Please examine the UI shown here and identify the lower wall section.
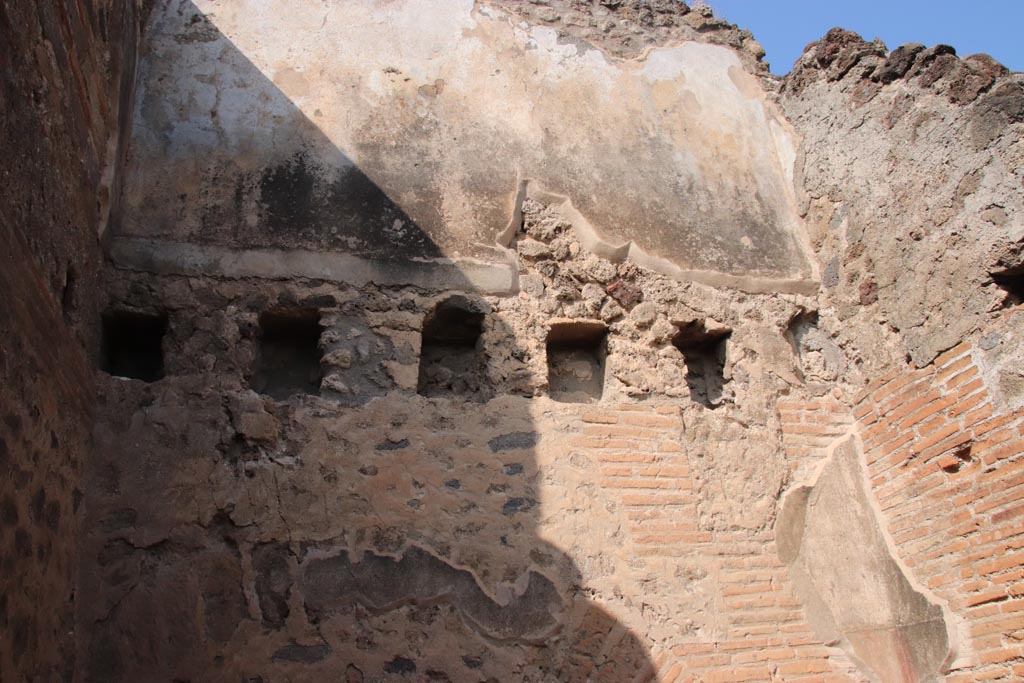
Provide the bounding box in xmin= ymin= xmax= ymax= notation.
xmin=0 ymin=231 xmax=93 ymax=681
xmin=78 ymin=267 xmax=1024 ymax=682
xmin=779 ymin=309 xmax=1024 ymax=683
xmin=81 ymin=386 xmax=657 ymax=682
xmin=82 ymin=380 xmax=868 ymax=683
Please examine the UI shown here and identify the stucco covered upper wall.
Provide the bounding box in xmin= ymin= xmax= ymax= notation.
xmin=120 ymin=0 xmax=815 ymax=290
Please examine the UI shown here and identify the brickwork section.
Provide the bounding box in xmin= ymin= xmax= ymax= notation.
xmin=0 ymin=2 xmax=142 ymax=680
xmin=658 ymin=534 xmax=864 ymax=683
xmin=778 ymin=395 xmax=855 ymax=482
xmin=577 ymin=406 xmax=862 ymax=682
xmin=579 ymin=407 xmax=706 ymax=551
xmin=844 ymin=336 xmax=1024 ymax=681
xmin=649 ymin=537 xmax=864 ymax=683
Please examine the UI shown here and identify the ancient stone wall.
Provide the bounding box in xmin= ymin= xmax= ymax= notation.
xmin=83 ymin=190 xmax=836 ymax=680
xmin=2 ymin=1 xmax=1023 ymax=681
xmin=781 ymin=28 xmax=1024 ymax=371
xmin=79 ymin=3 xmax=1024 ymax=682
xmin=0 ymin=1 xmax=144 ymax=679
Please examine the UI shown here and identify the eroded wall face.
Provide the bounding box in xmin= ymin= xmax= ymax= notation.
xmin=69 ymin=3 xmax=1024 ymax=683
xmin=89 ymin=206 xmax=1024 ymax=682
xmin=775 ymin=29 xmax=1024 ymax=682
xmin=782 ymin=29 xmax=1024 ymax=370
xmin=777 ymin=436 xmax=950 ymax=682
xmin=84 ymin=195 xmax=836 ymax=681
xmin=0 ymin=1 xmax=142 ymax=679
xmin=115 ymin=0 xmax=814 ymax=290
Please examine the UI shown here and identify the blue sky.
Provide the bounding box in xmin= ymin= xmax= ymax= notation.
xmin=704 ymin=1 xmax=1024 ymax=76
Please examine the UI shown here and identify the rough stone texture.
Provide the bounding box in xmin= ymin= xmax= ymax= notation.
xmin=80 ymin=191 xmax=825 ymax=677
xmin=3 ymin=1 xmax=1024 ymax=681
xmin=480 ymin=0 xmax=769 ymax=71
xmin=0 ymin=1 xmax=143 ymax=679
xmin=975 ymin=313 xmax=1024 ymax=413
xmin=781 ymin=28 xmax=1024 ymax=369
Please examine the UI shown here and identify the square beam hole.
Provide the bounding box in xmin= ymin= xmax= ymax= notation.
xmin=673 ymin=321 xmax=731 ymax=408
xmin=251 ymin=309 xmax=322 ymax=400
xmin=101 ymin=310 xmax=168 ymax=382
xmin=547 ymin=320 xmax=608 ymax=403
xmin=992 ymin=266 xmax=1024 ymax=306
xmin=417 ymin=296 xmax=489 ymax=399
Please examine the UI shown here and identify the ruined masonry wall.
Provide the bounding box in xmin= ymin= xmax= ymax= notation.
xmin=1 ymin=0 xmax=1020 ymax=681
xmin=82 ymin=186 xmax=871 ymax=681
xmin=854 ymin=313 xmax=1024 ymax=681
xmin=0 ymin=1 xmax=143 ymax=680
xmin=774 ymin=310 xmax=1024 ymax=682
xmin=781 ymin=29 xmax=1024 ymax=373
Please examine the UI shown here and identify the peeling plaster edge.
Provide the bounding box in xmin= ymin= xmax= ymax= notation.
xmin=766 ymin=110 xmax=821 ymax=284
xmin=517 ymin=181 xmax=820 ymax=296
xmin=775 ymin=435 xmax=865 ymax=674
xmin=843 ymin=430 xmax=972 ymax=675
xmin=298 ymin=541 xmax=567 ymax=644
xmin=98 ymin=0 xmax=148 ymax=242
xmin=778 ymin=431 xmax=969 ymax=679
xmin=108 ymin=237 xmax=519 ymax=295
xmin=302 ymin=541 xmax=562 ymax=613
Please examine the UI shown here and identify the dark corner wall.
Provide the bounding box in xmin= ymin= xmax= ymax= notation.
xmin=0 ymin=1 xmax=145 ymax=679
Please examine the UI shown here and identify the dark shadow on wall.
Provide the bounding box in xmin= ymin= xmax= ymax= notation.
xmin=82 ymin=2 xmax=655 ymax=681
xmin=112 ymin=1 xmax=816 ymax=281
xmin=113 ymin=0 xmax=444 ymax=261
xmin=0 ymin=0 xmax=146 ymax=681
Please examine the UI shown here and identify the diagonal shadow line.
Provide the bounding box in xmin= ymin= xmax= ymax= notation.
xmin=87 ymin=3 xmax=658 ymax=682
xmin=116 ymin=0 xmax=458 ymax=263
xmin=114 ymin=0 xmax=817 ymax=290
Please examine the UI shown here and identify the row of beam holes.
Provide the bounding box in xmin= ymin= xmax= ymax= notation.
xmin=422 ymin=299 xmax=730 ymax=407
xmin=99 ymin=301 xmax=731 ymax=407
xmin=672 ymin=321 xmax=731 ymax=408
xmin=101 ymin=311 xmax=168 ymax=383
xmin=417 ymin=296 xmax=487 ymax=398
xmin=100 ymin=258 xmax=1024 ymax=396
xmin=249 ymin=309 xmax=323 ymax=400
xmin=99 ymin=308 xmax=324 ymax=400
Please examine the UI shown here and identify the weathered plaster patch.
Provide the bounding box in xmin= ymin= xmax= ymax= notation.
xmin=121 ymin=0 xmax=815 ymax=285
xmin=301 ymin=544 xmax=564 ymax=642
xmin=777 ymin=436 xmax=955 ymax=682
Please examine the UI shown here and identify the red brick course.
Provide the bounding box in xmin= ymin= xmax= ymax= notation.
xmin=575 ymin=317 xmax=1024 ymax=682
xmin=848 ymin=333 xmax=1024 ymax=681
xmin=572 ymin=405 xmax=863 ymax=682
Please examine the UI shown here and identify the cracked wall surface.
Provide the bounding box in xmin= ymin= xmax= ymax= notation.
xmin=2 ymin=1 xmax=1024 ymax=681
xmin=81 ymin=192 xmax=825 ymax=678
xmin=781 ymin=29 xmax=1024 ymax=370
xmin=77 ymin=4 xmax=1024 ymax=681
